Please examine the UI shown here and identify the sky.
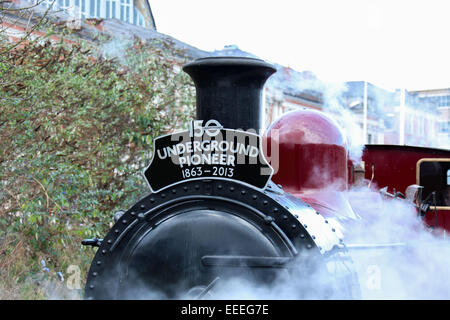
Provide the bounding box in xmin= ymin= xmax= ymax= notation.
xmin=150 ymin=0 xmax=450 ymax=91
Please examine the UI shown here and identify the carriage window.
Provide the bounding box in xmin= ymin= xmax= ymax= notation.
xmin=419 ymin=160 xmax=450 ymax=207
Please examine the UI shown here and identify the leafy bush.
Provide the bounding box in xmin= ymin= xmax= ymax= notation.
xmin=0 ymin=30 xmax=195 ymax=298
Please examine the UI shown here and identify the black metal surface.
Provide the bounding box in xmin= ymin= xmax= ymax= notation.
xmin=82 ymin=238 xmax=102 ymax=247
xmin=143 ymin=128 xmax=273 ymax=192
xmin=182 ymin=57 xmax=276 ymax=131
xmin=201 ymin=255 xmax=293 ymax=268
xmin=85 ymin=179 xmax=326 ymax=299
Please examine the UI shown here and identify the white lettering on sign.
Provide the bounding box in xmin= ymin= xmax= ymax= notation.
xmin=156 ymin=140 xmax=259 ymax=168
xmin=144 ymin=119 xmax=274 ymax=192
xmin=189 ymin=119 xmax=222 ymax=137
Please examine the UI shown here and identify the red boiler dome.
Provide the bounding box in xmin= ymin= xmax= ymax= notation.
xmin=264 ymin=109 xmax=348 ymax=194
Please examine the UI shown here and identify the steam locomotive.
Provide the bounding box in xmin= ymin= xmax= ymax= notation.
xmin=82 ymin=56 xmax=449 ymax=299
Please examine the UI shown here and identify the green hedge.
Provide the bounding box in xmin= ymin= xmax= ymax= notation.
xmin=0 ymin=31 xmax=195 ymax=298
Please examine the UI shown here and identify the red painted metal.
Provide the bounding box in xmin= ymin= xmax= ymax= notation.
xmin=265 ymin=109 xmax=348 ymax=192
xmin=264 ymin=109 xmax=450 ymax=232
xmin=361 ymin=144 xmax=450 ymax=231
xmin=264 ymin=109 xmax=357 ymax=221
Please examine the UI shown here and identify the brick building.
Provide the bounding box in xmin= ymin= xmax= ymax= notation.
xmin=263 ymin=74 xmax=443 ymax=149
xmin=1 ymin=0 xmax=156 ymax=44
xmin=1 ymin=2 xmax=446 ymax=149
xmin=8 ymin=0 xmax=156 ymax=28
xmin=342 ymin=82 xmax=440 ymax=148
xmin=264 ymin=66 xmax=324 ymax=126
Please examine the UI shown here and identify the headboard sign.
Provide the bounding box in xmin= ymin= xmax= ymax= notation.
xmin=144 ymin=120 xmax=273 ymax=192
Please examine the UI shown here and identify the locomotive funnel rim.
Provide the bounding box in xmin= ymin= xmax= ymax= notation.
xmin=183 ymin=56 xmax=277 ymax=72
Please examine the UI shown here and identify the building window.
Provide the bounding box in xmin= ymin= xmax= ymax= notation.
xmin=408 ymin=114 xmax=414 ymax=134
xmin=34 ymin=0 xmax=147 ymax=27
xmin=419 ymin=117 xmax=424 ymax=136
xmin=89 ymin=0 xmax=95 ymax=16
xmin=438 ymin=95 xmax=450 ymax=107
xmin=81 ymin=0 xmax=85 ymax=16
xmin=119 ymin=0 xmax=132 ymax=23
xmin=111 ymin=1 xmax=116 ymax=18
xmin=367 ymin=133 xmax=372 ymax=144
xmin=134 ymin=7 xmax=145 ymax=26
xmin=439 ymin=121 xmax=450 ymax=133
xmin=105 ymin=1 xmax=109 ymax=18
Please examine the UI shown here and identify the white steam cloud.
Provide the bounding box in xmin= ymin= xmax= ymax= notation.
xmin=101 ymin=37 xmax=134 ymax=63
xmin=345 ymin=185 xmax=450 ymax=300
xmin=266 ymin=68 xmax=364 ymax=163
xmin=115 ymin=182 xmax=449 ymax=300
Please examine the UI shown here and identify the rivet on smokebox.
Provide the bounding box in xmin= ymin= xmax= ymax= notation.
xmin=113 ymin=210 xmax=125 ymax=222
xmin=300 ymin=234 xmax=305 ymax=238
xmin=140 ymin=204 xmax=146 ymax=209
xmin=172 ymin=189 xmax=177 ymax=194
xmin=101 ymin=250 xmax=106 ymax=254
xmin=150 ymin=198 xmax=155 ymax=203
xmin=93 ymin=272 xmax=98 ymax=277
xmin=252 ymin=195 xmax=257 ymax=200
xmin=183 ymin=186 xmax=188 ymax=191
xmin=307 ymin=244 xmax=312 ymax=249
xmin=195 ymin=185 xmax=200 ymax=190
xmin=138 ymin=213 xmax=145 ymax=220
xmin=96 ymin=261 xmax=102 ymax=265
xmin=114 ymin=229 xmax=119 ymax=234
xmin=161 ymin=193 xmax=166 ymax=198
xmin=229 ymin=187 xmax=235 ymax=192
xmin=241 ymin=190 xmax=246 ymax=195
xmin=89 ymin=285 xmax=95 ymax=289
xmin=263 ymin=200 xmax=268 ymax=205
xmin=122 ymin=220 xmax=127 ymax=224
xmin=218 ymin=185 xmax=223 ymax=190
xmin=107 ymin=239 xmax=112 ymax=244
xmin=273 ymin=208 xmax=278 ymax=213
xmin=264 ymin=216 xmax=274 ymax=225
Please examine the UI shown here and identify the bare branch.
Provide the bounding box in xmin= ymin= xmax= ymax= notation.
xmin=31 ymin=177 xmax=63 ymax=213
xmin=0 ymin=0 xmax=55 ymax=55
xmin=0 ymin=1 xmax=43 ymax=12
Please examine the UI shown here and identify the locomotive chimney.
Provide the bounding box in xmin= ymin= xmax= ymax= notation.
xmin=182 ymin=57 xmax=276 ymax=131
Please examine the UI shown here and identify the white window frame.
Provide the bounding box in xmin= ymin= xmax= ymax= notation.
xmin=34 ymin=0 xmax=146 ymax=27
